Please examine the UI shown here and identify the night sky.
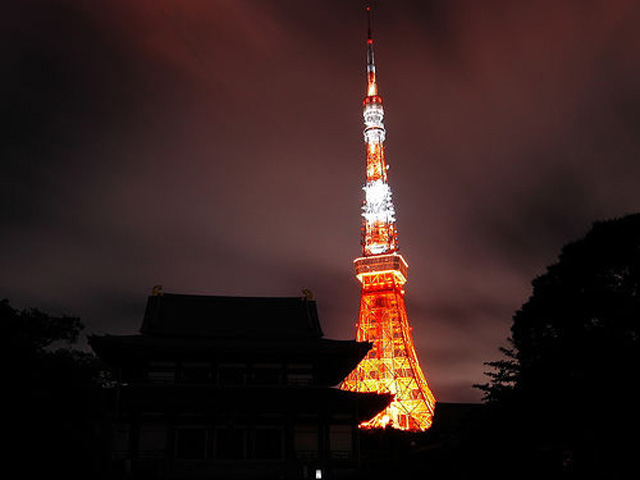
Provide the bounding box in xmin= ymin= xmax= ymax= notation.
xmin=3 ymin=0 xmax=640 ymax=402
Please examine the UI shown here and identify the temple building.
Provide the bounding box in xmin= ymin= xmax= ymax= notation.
xmin=89 ymin=289 xmax=391 ymax=479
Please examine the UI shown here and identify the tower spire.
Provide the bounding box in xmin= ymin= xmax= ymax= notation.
xmin=340 ymin=5 xmax=436 ymax=432
xmin=366 ymin=5 xmax=377 ymax=97
xmin=361 ymin=5 xmax=396 ymax=256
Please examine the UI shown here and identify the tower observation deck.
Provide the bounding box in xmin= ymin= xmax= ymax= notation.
xmin=339 ymin=6 xmax=436 ymax=431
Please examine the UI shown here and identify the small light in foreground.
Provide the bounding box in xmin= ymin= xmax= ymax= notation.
xmin=315 ymin=468 xmax=322 ymax=479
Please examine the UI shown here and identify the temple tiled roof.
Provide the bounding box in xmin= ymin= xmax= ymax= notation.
xmin=140 ymin=293 xmax=323 ymax=339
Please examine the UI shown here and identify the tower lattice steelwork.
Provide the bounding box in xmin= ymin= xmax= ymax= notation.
xmin=340 ymin=7 xmax=436 ymax=432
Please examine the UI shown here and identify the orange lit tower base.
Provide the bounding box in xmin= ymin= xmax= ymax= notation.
xmin=339 ymin=7 xmax=436 ymax=432
xmin=341 ymin=254 xmax=436 ymax=431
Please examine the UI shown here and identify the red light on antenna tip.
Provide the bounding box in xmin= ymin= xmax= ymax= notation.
xmin=368 ymin=39 xmax=373 ymax=44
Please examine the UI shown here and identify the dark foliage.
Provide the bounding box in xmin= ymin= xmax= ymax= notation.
xmin=474 ymin=340 xmax=519 ymax=404
xmin=474 ymin=214 xmax=640 ymax=478
xmin=2 ymin=299 xmax=112 ymax=480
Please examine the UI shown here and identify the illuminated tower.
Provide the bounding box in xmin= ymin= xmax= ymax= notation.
xmin=340 ymin=6 xmax=436 ymax=432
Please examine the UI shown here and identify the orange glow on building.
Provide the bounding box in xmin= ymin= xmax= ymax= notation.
xmin=339 ymin=7 xmax=436 ymax=432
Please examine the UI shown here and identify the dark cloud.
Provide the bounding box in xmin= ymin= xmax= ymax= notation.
xmin=2 ymin=0 xmax=640 ymax=402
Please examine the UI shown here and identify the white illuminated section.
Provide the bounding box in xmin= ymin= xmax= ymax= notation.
xmin=363 ymin=103 xmax=386 ymax=143
xmin=369 ymin=244 xmax=387 ymax=254
xmin=364 ymin=103 xmax=384 ymax=127
xmin=362 ymin=179 xmax=396 ymax=224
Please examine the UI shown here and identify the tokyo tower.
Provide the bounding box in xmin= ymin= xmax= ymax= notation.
xmin=340 ymin=6 xmax=436 ymax=432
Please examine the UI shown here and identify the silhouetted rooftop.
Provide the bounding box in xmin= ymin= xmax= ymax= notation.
xmin=89 ymin=292 xmax=372 ymax=386
xmin=140 ymin=293 xmax=323 ymax=339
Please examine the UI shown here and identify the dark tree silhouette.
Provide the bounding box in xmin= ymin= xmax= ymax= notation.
xmin=477 ymin=214 xmax=640 ymax=478
xmin=2 ymin=299 xmax=111 ymax=480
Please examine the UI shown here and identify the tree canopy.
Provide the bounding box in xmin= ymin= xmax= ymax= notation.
xmin=2 ymin=299 xmax=111 ymax=480
xmin=476 ymin=213 xmax=640 ymax=477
